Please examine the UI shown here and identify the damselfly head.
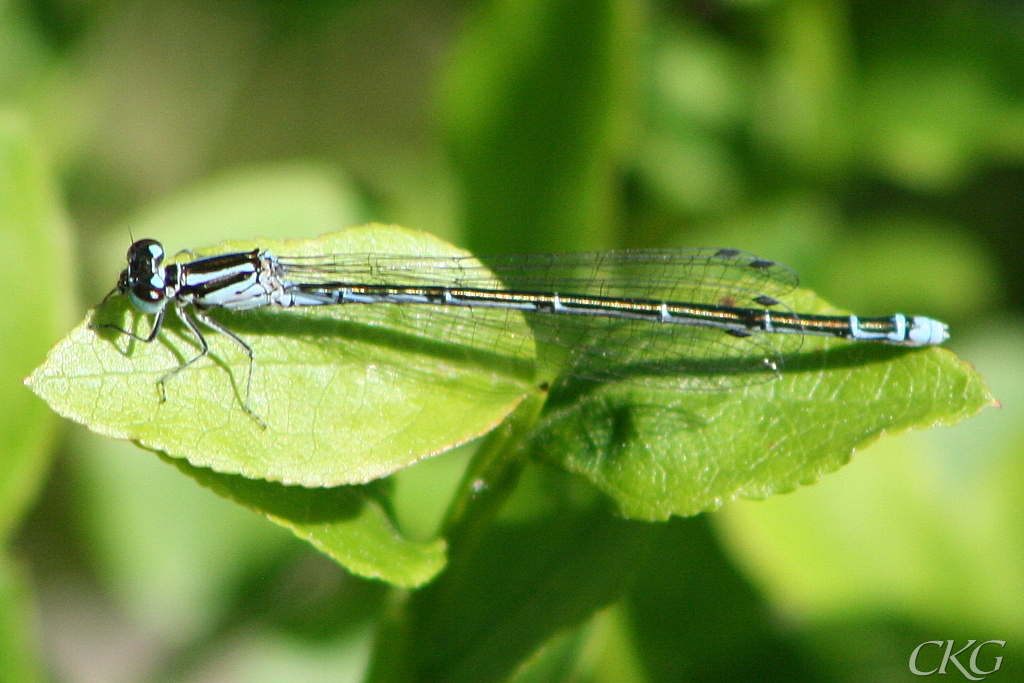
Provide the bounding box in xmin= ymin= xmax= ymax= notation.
xmin=121 ymin=239 xmax=168 ymax=314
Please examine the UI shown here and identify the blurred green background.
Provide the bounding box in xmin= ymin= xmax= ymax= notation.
xmin=2 ymin=0 xmax=1022 ymax=680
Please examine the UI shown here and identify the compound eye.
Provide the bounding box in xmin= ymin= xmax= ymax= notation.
xmin=132 ymin=283 xmax=164 ymax=304
xmin=144 ymin=240 xmax=165 ymax=263
xmin=126 ymin=239 xmax=165 ymax=270
xmin=128 ymin=280 xmax=166 ymax=314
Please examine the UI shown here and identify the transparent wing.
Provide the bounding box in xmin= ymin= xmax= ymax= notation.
xmin=277 ymin=248 xmax=798 ymax=302
xmin=275 ymin=248 xmax=804 ymax=391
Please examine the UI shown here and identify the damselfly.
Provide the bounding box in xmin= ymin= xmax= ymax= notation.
xmin=94 ymin=238 xmax=948 ymax=416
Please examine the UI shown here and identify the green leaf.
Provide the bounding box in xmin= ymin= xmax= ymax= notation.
xmin=715 ymin=325 xmax=1024 ymax=632
xmin=529 ymin=289 xmax=994 ymax=520
xmin=28 ymin=224 xmax=536 ymax=487
xmin=0 ymin=110 xmax=72 ymax=540
xmin=166 ymin=455 xmax=447 ymax=588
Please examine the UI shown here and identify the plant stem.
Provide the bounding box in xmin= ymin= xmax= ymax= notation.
xmin=440 ymin=390 xmax=547 ymax=551
xmin=364 ymin=390 xmax=547 ymax=683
